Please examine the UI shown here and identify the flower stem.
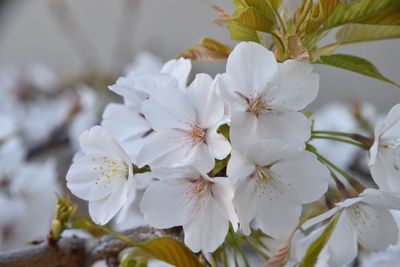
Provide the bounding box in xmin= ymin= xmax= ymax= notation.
xmin=312 ymin=150 xmax=365 ymax=192
xmin=232 ymin=247 xmax=240 ymax=267
xmin=311 ymin=135 xmax=369 ymax=150
xmin=223 ymin=247 xmax=229 ymax=267
xmin=210 ymin=253 xmax=217 ymax=267
xmin=236 ymin=244 xmax=251 ymax=267
xmin=311 ymin=130 xmax=353 ymax=137
xmin=243 ymin=236 xmax=269 ymax=260
xmin=311 ymin=130 xmax=373 ymax=148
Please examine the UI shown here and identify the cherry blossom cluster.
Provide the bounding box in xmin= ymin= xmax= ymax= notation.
xmin=66 ymin=42 xmax=400 ymax=264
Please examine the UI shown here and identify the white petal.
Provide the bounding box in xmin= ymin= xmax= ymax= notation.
xmin=187 ymin=74 xmax=225 ymax=128
xmin=232 ymin=177 xmax=258 ymax=235
xmin=206 ymin=131 xmax=231 ymax=160
xmin=271 ymin=150 xmax=329 ymax=204
xmin=136 ymin=129 xmax=194 ymax=168
xmin=161 ymin=58 xmax=191 ymax=89
xmin=269 ymin=60 xmax=319 ymax=111
xmin=183 ymin=197 xmax=229 ymax=252
xmin=326 ymin=211 xmax=358 ymax=266
xmin=141 ymin=87 xmax=195 ymax=131
xmin=254 ymin=176 xmax=302 ymax=239
xmin=66 ymin=156 xmax=127 ymax=201
xmin=151 ymin=166 xmax=201 ymax=181
xmin=191 ymin=143 xmax=216 ymax=173
xmin=226 ymin=42 xmax=277 ymax=94
xmin=370 ymin=149 xmax=399 ymax=192
xmin=230 ymin=111 xmax=258 ymax=151
xmin=355 ymin=204 xmax=398 ymax=251
xmin=108 ymin=76 xmax=146 ymax=105
xmin=379 ymin=103 xmax=400 ymax=138
xmin=101 ymin=104 xmax=152 ymax=161
xmin=256 ymin=110 xmax=310 ymax=147
xmin=216 ymin=73 xmax=248 ymax=113
xmin=102 ymin=104 xmax=151 ymax=141
xmin=301 ymin=207 xmax=339 ymax=230
xmin=79 ymin=126 xmax=130 ymax=164
xmin=361 ymin=188 xmax=400 ymax=209
xmin=211 ymin=182 xmax=239 ymax=231
xmin=89 ymin=180 xmax=129 ymax=225
xmin=246 ymin=139 xmax=302 ymax=167
xmin=227 ymin=150 xmax=255 ymax=184
xmin=140 ymin=180 xmax=196 ymax=228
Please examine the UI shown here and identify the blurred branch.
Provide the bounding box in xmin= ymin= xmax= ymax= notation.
xmin=47 ymin=0 xmax=99 ymax=70
xmin=110 ymin=0 xmax=142 ymax=73
xmin=0 ymin=227 xmax=182 ymax=267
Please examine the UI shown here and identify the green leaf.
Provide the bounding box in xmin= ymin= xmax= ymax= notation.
xmin=298 ymin=214 xmax=340 ymax=267
xmin=316 ymin=54 xmax=398 ymax=86
xmin=226 ymin=7 xmax=275 ymax=33
xmin=335 ymin=24 xmax=400 ymax=45
xmin=178 ymin=38 xmax=232 ymax=61
xmin=324 ymin=0 xmax=400 ymax=30
xmin=267 ymin=0 xmax=283 ymax=10
xmin=244 ymin=0 xmax=276 ymax=22
xmin=356 ymin=8 xmax=400 ymax=25
xmin=227 ymin=21 xmax=261 ymax=42
xmin=136 ymin=237 xmax=203 ymax=267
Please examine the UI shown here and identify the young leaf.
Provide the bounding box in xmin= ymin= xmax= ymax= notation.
xmin=225 ymin=7 xmax=275 ymax=33
xmin=323 ymin=0 xmax=400 ymax=30
xmin=336 ymin=24 xmax=400 ymax=45
xmin=355 ymin=8 xmax=400 ymax=25
xmin=267 ymin=0 xmax=283 ymax=10
xmin=298 ymin=214 xmax=340 ymax=267
xmin=136 ymin=237 xmax=203 ymax=267
xmin=178 ymin=38 xmax=232 ymax=61
xmin=227 ymin=21 xmax=262 ymax=42
xmin=315 ymin=54 xmax=398 ymax=86
xmin=244 ymin=0 xmax=276 ymax=21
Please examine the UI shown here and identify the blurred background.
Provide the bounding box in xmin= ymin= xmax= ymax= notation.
xmin=0 ymin=0 xmax=398 ymax=253
xmin=0 ymin=0 xmax=399 ymax=109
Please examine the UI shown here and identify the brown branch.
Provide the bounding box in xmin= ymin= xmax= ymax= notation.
xmin=0 ymin=227 xmax=183 ymax=267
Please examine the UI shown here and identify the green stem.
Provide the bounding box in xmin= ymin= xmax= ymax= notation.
xmin=266 ymin=0 xmax=287 ymax=35
xmin=243 ymin=236 xmax=269 ymax=260
xmin=313 ymin=151 xmax=355 ymax=184
xmin=236 ymin=244 xmax=251 ymax=267
xmin=99 ymin=226 xmax=138 ymax=246
xmin=223 ymin=247 xmax=229 ymax=267
xmin=311 ymin=135 xmax=368 ymax=150
xmin=232 ymin=247 xmax=240 ymax=267
xmin=210 ymin=253 xmax=217 ymax=267
xmin=311 ymin=130 xmax=353 ymax=138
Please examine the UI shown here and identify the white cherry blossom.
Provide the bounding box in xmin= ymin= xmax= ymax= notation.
xmin=217 ymin=41 xmax=319 ymax=148
xmin=227 ymin=139 xmax=329 ymax=239
xmin=369 ymin=103 xmax=400 ymax=192
xmin=66 ymin=126 xmax=137 ymax=225
xmin=140 ymin=166 xmax=238 ymax=252
xmin=137 ymin=73 xmax=231 ymax=172
xmin=102 ymin=103 xmax=153 ymax=162
xmin=302 ymin=189 xmax=400 ymax=267
xmin=109 ymin=58 xmax=191 ymax=106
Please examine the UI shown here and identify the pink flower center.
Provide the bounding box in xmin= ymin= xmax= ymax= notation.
xmin=183 ymin=177 xmax=212 ymax=212
xmin=189 ymin=125 xmax=206 ymax=143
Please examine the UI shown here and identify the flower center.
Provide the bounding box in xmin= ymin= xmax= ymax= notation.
xmin=253 ymin=166 xmax=289 ymax=200
xmin=189 ymin=125 xmax=206 ymax=143
xmin=183 ymin=177 xmax=212 ymax=212
xmin=91 ymin=156 xmax=129 ymax=187
xmin=347 ymin=203 xmax=378 ymax=231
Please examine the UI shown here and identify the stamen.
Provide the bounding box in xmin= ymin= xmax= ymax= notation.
xmin=182 ymin=177 xmax=212 ymax=213
xmin=91 ymin=156 xmax=129 ymax=187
